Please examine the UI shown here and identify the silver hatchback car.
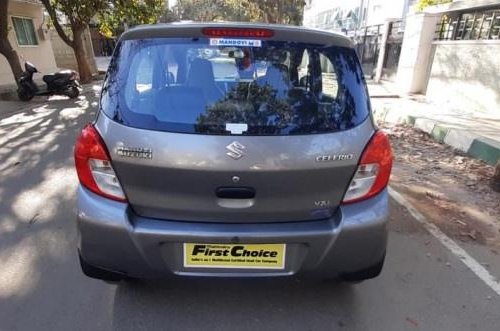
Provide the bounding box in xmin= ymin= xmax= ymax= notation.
xmin=74 ymin=23 xmax=392 ymax=282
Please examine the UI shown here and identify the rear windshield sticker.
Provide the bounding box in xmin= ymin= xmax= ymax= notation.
xmin=225 ymin=123 xmax=248 ymax=134
xmin=209 ymin=38 xmax=262 ymax=47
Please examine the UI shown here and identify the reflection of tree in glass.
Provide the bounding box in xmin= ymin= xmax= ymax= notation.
xmin=195 ymin=71 xmax=363 ymax=135
xmin=330 ymin=49 xmax=366 ymax=129
xmin=196 ymin=83 xmax=294 ymax=134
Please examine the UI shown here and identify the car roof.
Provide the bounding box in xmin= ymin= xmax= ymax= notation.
xmin=120 ymin=22 xmax=354 ymax=48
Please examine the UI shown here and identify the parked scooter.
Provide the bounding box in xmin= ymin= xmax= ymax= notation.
xmin=17 ymin=62 xmax=81 ymax=101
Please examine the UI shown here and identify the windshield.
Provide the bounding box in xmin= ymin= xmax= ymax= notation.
xmin=100 ymin=37 xmax=370 ymax=135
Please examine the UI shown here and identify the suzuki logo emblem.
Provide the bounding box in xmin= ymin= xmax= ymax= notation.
xmin=226 ymin=141 xmax=246 ymax=160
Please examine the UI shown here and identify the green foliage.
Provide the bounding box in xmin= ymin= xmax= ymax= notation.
xmin=41 ymin=0 xmax=108 ymax=46
xmin=43 ymin=0 xmax=108 ymax=28
xmin=166 ymin=0 xmax=306 ymax=25
xmin=415 ymin=0 xmax=452 ymax=12
xmin=100 ymin=0 xmax=165 ymax=36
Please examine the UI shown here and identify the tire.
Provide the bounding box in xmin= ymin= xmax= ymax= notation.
xmin=339 ymin=253 xmax=386 ymax=283
xmin=17 ymin=88 xmax=34 ymax=101
xmin=65 ymin=86 xmax=80 ymax=99
xmin=79 ymin=252 xmax=126 ymax=282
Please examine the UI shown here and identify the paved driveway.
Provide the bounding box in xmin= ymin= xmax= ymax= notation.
xmin=0 ymin=91 xmax=499 ymax=331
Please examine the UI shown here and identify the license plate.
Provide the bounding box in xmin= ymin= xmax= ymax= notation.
xmin=183 ymin=243 xmax=286 ymax=269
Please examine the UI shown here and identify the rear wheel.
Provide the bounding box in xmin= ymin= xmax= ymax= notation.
xmin=339 ymin=253 xmax=386 ymax=283
xmin=17 ymin=88 xmax=34 ymax=101
xmin=79 ymin=252 xmax=126 ymax=282
xmin=65 ymin=86 xmax=80 ymax=99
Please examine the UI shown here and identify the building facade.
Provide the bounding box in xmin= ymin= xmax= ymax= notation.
xmin=0 ymin=0 xmax=58 ymax=89
xmin=360 ymin=0 xmax=417 ymax=26
xmin=303 ymin=0 xmax=417 ymax=32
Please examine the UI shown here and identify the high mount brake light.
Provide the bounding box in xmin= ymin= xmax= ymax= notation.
xmin=342 ymin=131 xmax=393 ymax=204
xmin=74 ymin=124 xmax=127 ymax=202
xmin=202 ymin=27 xmax=274 ymax=38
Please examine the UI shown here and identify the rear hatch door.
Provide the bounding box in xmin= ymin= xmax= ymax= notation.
xmin=97 ymin=27 xmax=374 ymax=223
xmin=98 ymin=117 xmax=373 ymax=223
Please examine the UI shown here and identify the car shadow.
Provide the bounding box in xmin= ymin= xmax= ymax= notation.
xmin=112 ymin=277 xmax=360 ymax=331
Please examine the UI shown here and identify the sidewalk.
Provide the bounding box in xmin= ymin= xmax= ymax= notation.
xmin=95 ymin=56 xmax=111 ymax=74
xmin=0 ymin=82 xmax=102 ymax=118
xmin=368 ymin=81 xmax=500 ymax=166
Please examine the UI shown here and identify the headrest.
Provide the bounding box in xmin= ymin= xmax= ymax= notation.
xmin=187 ymin=58 xmax=215 ymax=87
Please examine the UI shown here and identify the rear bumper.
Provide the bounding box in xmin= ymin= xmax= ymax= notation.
xmin=76 ymin=186 xmax=389 ymax=279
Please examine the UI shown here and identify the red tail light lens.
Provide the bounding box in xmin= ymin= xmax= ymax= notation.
xmin=202 ymin=27 xmax=274 ymax=38
xmin=74 ymin=124 xmax=126 ymax=202
xmin=342 ymin=131 xmax=393 ymax=204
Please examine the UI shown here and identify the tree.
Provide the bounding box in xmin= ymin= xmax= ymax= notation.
xmin=0 ymin=0 xmax=23 ymax=87
xmin=41 ymin=0 xmax=108 ymax=83
xmin=166 ymin=0 xmax=251 ymax=22
xmin=415 ymin=0 xmax=451 ymax=12
xmin=166 ymin=0 xmax=306 ymax=25
xmin=252 ymin=0 xmax=306 ymax=25
xmin=100 ymin=0 xmax=166 ymax=37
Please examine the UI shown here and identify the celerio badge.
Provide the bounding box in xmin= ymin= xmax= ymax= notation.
xmin=316 ymin=154 xmax=354 ymax=162
xmin=226 ymin=141 xmax=246 ymax=160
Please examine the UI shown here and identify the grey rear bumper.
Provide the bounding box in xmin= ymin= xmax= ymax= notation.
xmin=77 ymin=186 xmax=389 ymax=279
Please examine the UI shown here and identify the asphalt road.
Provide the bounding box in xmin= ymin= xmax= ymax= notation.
xmin=0 ymin=91 xmax=499 ymax=331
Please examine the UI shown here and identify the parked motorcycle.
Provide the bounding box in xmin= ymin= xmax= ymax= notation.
xmin=17 ymin=62 xmax=81 ymax=101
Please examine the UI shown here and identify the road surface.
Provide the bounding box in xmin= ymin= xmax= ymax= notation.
xmin=0 ymin=91 xmax=499 ymax=331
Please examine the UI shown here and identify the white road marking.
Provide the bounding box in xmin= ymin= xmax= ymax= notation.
xmin=388 ymin=187 xmax=500 ymax=297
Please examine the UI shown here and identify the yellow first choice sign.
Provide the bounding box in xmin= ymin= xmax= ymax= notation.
xmin=184 ymin=243 xmax=286 ymax=269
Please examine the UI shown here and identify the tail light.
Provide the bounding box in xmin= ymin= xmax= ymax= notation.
xmin=202 ymin=27 xmax=274 ymax=38
xmin=342 ymin=131 xmax=393 ymax=204
xmin=74 ymin=124 xmax=126 ymax=202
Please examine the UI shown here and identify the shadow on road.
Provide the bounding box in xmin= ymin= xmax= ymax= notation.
xmin=112 ymin=277 xmax=358 ymax=330
xmin=0 ymin=90 xmax=116 ymax=330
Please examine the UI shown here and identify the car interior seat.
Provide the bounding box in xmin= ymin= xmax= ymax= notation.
xmin=186 ymin=58 xmax=224 ymax=105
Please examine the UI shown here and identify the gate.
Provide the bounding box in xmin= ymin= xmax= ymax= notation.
xmin=354 ymin=20 xmax=405 ymax=80
xmin=382 ymin=20 xmax=405 ymax=80
xmin=355 ymin=24 xmax=383 ymax=79
xmin=89 ymin=26 xmax=117 ymax=57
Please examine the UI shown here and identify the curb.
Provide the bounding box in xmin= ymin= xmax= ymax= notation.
xmin=374 ymin=105 xmax=500 ymax=166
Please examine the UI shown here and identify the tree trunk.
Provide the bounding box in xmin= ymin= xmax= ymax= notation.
xmin=0 ymin=40 xmax=23 ymax=87
xmin=72 ymin=27 xmax=93 ymax=84
xmin=277 ymin=0 xmax=283 ymax=24
xmin=492 ymin=159 xmax=500 ymax=192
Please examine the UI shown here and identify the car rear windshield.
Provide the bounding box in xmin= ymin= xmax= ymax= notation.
xmin=100 ymin=37 xmax=370 ymax=135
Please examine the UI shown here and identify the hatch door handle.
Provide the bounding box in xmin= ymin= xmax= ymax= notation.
xmin=215 ymin=187 xmax=256 ymax=199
